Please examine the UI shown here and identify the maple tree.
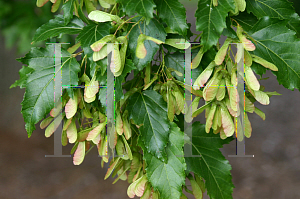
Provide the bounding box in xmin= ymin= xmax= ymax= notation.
xmin=11 ymin=0 xmax=300 ymax=198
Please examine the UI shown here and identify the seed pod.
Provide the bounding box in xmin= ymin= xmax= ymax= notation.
xmin=84 ymin=95 xmax=96 ymax=103
xmin=141 ymin=182 xmax=152 ymax=199
xmin=191 ymin=46 xmax=204 ymax=69
xmin=99 ymin=111 xmax=107 ymax=123
xmin=135 ymin=175 xmax=148 ymax=197
xmin=164 ymin=38 xmax=190 ymax=49
xmin=61 ymin=130 xmax=68 ymax=146
xmin=77 ymin=127 xmax=92 ymax=142
xmin=127 ymin=175 xmax=147 ymax=198
xmin=93 ymin=44 xmax=112 ymax=61
xmin=45 ymin=114 xmax=63 ymax=138
xmin=84 ymin=77 xmax=99 ymax=99
xmin=254 ymin=107 xmax=266 ymax=120
xmin=132 ymin=167 xmax=142 ymax=183
xmin=205 ymin=103 xmax=211 ymax=119
xmin=128 ymin=168 xmax=138 ymax=184
xmin=151 ymin=190 xmax=159 ymax=199
xmin=213 ymin=0 xmax=218 ymax=6
xmin=216 ymin=78 xmax=226 ymax=101
xmin=192 ymin=96 xmax=201 ymax=113
xmin=174 ymin=100 xmax=181 ymax=115
xmin=136 ymin=34 xmax=147 ymax=59
xmin=145 ymin=35 xmax=164 ymax=45
xmin=203 ymin=72 xmax=222 ymax=101
xmin=244 ymin=76 xmax=255 ymax=97
xmin=244 ymin=50 xmax=252 ymax=67
xmin=252 ymin=55 xmax=278 ymax=71
xmin=235 ymin=45 xmax=243 ymax=63
xmin=121 ymin=135 xmax=133 ymax=160
xmin=193 ymin=61 xmax=216 ymax=89
xmin=245 ymin=65 xmax=260 ymax=91
xmin=115 ymin=36 xmax=128 ymax=76
xmin=99 ymin=0 xmax=111 ymax=8
xmin=63 ymin=118 xmax=72 ymax=131
xmin=194 ymin=174 xmax=206 ymax=193
xmin=91 ymin=34 xmax=115 ymax=52
xmin=213 ymin=126 xmax=222 ymax=134
xmin=193 ymin=101 xmax=213 ymax=118
xmin=225 ymin=97 xmax=239 ymax=117
xmin=226 ymin=60 xmax=233 ymax=74
xmin=88 ymin=10 xmax=122 ymax=23
xmin=110 ymin=43 xmax=122 ymax=76
xmin=236 ymin=25 xmax=255 ymax=51
xmin=220 ymin=127 xmax=227 ymax=139
xmin=131 ymin=153 xmax=141 ymax=172
xmin=172 ymin=87 xmax=185 ymax=114
xmin=116 ymin=110 xmax=123 ymax=135
xmin=225 ymin=76 xmax=238 ymax=112
xmin=167 ymin=89 xmax=175 ymax=122
xmin=122 ymin=110 xmax=132 ymax=140
xmin=212 ymin=105 xmax=221 ymax=130
xmin=73 ymin=141 xmax=85 ymax=165
xmin=98 ymin=134 xmax=109 ymax=163
xmin=66 ymin=120 xmax=77 ymax=143
xmin=83 ymin=109 xmax=93 ymax=119
xmin=244 ymin=113 xmax=252 ymax=138
xmin=241 ymin=36 xmax=256 ymax=51
xmin=65 ymin=95 xmax=78 ymax=119
xmin=229 ymin=73 xmax=240 ymax=112
xmin=116 ymin=138 xmax=129 ymax=160
xmin=105 ymin=157 xmax=121 ymax=179
xmin=235 ymin=0 xmax=246 ymax=12
xmin=187 ymin=175 xmax=203 ymax=199
xmin=40 ymin=116 xmax=53 ymax=129
xmin=215 ymin=38 xmax=232 ymax=65
xmin=220 ymin=103 xmax=235 ymax=137
xmin=245 ymin=96 xmax=255 ymax=113
xmin=180 ymin=194 xmax=188 ymax=199
xmin=86 ymin=122 xmax=106 ymax=144
xmin=231 ymin=68 xmax=237 ymax=86
xmin=153 ymin=83 xmax=161 ymax=92
xmin=253 ymin=90 xmax=270 ymax=105
xmin=50 ymin=104 xmax=61 ymax=117
xmin=205 ymin=103 xmax=217 ymax=133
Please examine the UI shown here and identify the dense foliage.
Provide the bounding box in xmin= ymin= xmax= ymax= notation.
xmin=11 ymin=0 xmax=300 ymax=198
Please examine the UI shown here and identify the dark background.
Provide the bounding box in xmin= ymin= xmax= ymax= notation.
xmin=1 ymin=0 xmax=300 ymax=198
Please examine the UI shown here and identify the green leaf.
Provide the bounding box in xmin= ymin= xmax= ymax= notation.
xmin=232 ymin=11 xmax=258 ymax=32
xmin=115 ymin=59 xmax=136 ymax=103
xmin=98 ymin=87 xmax=107 ymax=108
xmin=246 ymin=0 xmax=300 ymax=36
xmin=117 ymin=0 xmax=156 ymax=24
xmin=76 ymin=22 xmax=112 ymax=61
xmin=154 ymin=0 xmax=188 ymax=36
xmin=128 ymin=17 xmax=167 ymax=71
xmin=248 ymin=17 xmax=300 ymax=90
xmin=195 ymin=0 xmax=235 ymax=52
xmin=10 ymin=66 xmax=34 ymax=89
xmin=62 ymin=0 xmax=74 ymax=25
xmin=127 ymin=90 xmax=170 ymax=160
xmin=84 ymin=0 xmax=96 ymax=14
xmin=32 ymin=15 xmax=84 ymax=44
xmin=18 ymin=45 xmax=80 ymax=137
xmin=185 ymin=122 xmax=234 ymax=199
xmin=138 ymin=122 xmax=186 ymax=199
